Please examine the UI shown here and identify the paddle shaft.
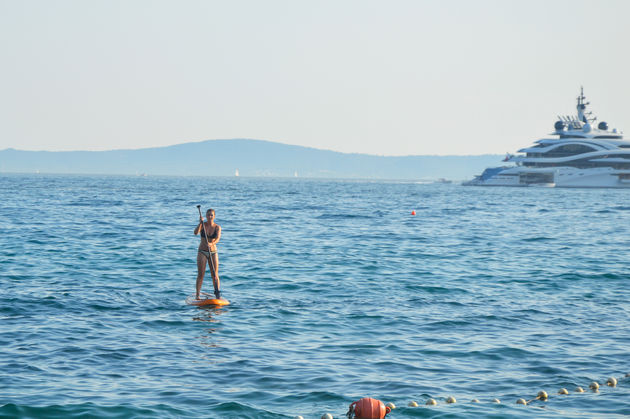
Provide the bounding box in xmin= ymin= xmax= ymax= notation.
xmin=197 ymin=205 xmax=217 ymax=279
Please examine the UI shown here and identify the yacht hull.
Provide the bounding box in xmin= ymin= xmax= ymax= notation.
xmin=464 ymin=167 xmax=630 ymax=188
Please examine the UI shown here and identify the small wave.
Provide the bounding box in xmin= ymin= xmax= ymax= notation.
xmin=522 ymin=236 xmax=554 ymax=242
xmin=316 ymin=213 xmax=373 ymax=220
xmin=558 ymin=272 xmax=625 ymax=281
xmin=407 ymin=285 xmax=469 ymax=295
xmin=425 ymin=319 xmax=474 ymax=328
xmin=212 ymin=401 xmax=284 ymax=419
xmin=0 ymin=403 xmax=188 ymax=419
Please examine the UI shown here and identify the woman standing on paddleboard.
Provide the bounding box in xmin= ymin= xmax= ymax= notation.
xmin=194 ymin=208 xmax=221 ymax=300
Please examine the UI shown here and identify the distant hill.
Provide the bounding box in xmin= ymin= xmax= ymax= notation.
xmin=0 ymin=139 xmax=503 ymax=180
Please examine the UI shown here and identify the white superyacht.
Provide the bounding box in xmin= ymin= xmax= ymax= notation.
xmin=464 ymin=88 xmax=629 ymax=188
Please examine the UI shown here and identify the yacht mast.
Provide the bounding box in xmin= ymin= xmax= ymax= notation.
xmin=576 ymin=86 xmax=591 ymax=124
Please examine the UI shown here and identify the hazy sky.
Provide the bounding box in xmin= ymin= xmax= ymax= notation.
xmin=1 ymin=0 xmax=629 ymax=155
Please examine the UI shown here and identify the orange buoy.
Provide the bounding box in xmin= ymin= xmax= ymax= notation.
xmin=347 ymin=397 xmax=390 ymax=419
xmin=411 ymin=210 xmax=416 ymax=215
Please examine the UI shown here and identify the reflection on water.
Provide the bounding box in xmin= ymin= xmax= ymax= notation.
xmin=192 ymin=307 xmax=227 ymax=323
xmin=192 ymin=306 xmax=229 ymax=349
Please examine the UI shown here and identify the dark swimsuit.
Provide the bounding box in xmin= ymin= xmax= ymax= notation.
xmin=200 ymin=229 xmax=217 ymax=240
xmin=199 ymin=227 xmax=218 ymax=258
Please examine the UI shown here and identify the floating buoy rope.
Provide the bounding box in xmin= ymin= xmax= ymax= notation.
xmin=306 ymin=373 xmax=626 ymax=418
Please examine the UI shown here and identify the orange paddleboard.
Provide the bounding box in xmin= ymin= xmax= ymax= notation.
xmin=186 ymin=293 xmax=230 ymax=307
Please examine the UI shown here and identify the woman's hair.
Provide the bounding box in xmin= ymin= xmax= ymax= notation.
xmin=206 ymin=208 xmax=215 ymax=215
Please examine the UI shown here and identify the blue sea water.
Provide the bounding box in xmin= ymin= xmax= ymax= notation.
xmin=1 ymin=174 xmax=629 ymax=419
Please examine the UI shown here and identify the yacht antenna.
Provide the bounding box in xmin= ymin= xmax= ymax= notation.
xmin=577 ymin=87 xmax=589 ymax=124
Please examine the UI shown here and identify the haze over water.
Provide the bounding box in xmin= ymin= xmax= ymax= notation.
xmin=1 ymin=174 xmax=629 ymax=418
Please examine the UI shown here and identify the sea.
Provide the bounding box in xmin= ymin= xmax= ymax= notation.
xmin=1 ymin=174 xmax=629 ymax=419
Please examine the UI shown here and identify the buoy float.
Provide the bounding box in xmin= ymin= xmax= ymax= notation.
xmin=320 ymin=371 xmax=626 ymax=416
xmin=411 ymin=210 xmax=416 ymax=216
xmin=336 ymin=371 xmax=623 ymax=414
xmin=346 ymin=398 xmax=390 ymax=419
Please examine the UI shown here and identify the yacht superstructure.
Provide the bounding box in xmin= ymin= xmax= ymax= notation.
xmin=464 ymin=88 xmax=629 ymax=187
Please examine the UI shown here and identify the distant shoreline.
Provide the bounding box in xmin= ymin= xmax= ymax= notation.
xmin=0 ymin=138 xmax=503 ymax=180
xmin=0 ymin=172 xmax=470 ymax=183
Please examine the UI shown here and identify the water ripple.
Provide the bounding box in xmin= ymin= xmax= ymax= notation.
xmin=1 ymin=175 xmax=629 ymax=418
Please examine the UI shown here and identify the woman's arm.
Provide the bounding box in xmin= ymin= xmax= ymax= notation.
xmin=194 ymin=219 xmax=203 ymax=235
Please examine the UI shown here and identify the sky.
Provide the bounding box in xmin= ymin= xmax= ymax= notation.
xmin=1 ymin=0 xmax=629 ymax=156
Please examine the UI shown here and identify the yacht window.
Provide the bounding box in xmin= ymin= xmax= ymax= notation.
xmin=545 ymin=144 xmax=597 ymax=157
xmin=519 ymin=172 xmax=554 ymax=184
xmin=526 ymin=153 xmax=543 ymax=158
xmin=524 ymin=157 xmax=630 ymax=170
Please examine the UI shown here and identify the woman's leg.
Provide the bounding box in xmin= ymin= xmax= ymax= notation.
xmin=196 ymin=252 xmax=207 ymax=299
xmin=209 ymin=252 xmax=220 ymax=297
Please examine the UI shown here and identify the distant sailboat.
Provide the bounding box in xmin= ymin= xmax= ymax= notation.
xmin=294 ymin=171 xmax=298 ymax=178
xmin=235 ymin=169 xmax=239 ymax=177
